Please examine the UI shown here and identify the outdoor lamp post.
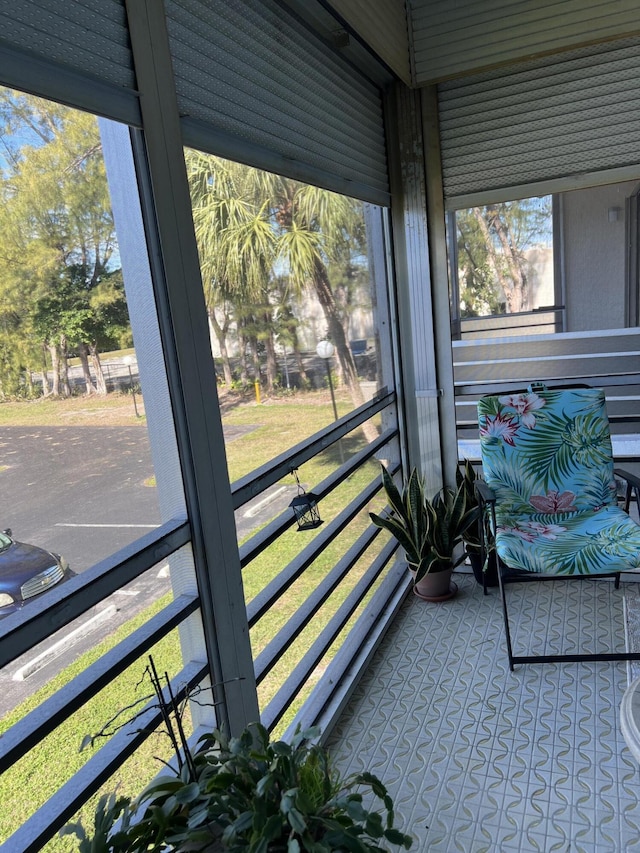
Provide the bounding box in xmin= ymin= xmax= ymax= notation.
xmin=316 ymin=339 xmax=338 ymax=422
xmin=316 ymin=339 xmax=343 ymax=462
xmin=123 ymin=355 xmax=140 ymax=418
xmin=289 ymin=468 xmax=323 ymax=531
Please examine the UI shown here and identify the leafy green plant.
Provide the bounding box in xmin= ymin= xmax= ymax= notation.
xmin=62 ymin=661 xmax=413 ymax=852
xmin=369 ymin=464 xmax=479 ymax=584
xmin=64 ymin=724 xmax=413 ymax=853
xmin=456 ymin=459 xmax=499 ymax=587
xmin=457 ymin=459 xmax=482 ymax=555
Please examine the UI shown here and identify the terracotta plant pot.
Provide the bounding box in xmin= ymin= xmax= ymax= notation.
xmin=411 ymin=565 xmax=457 ymax=601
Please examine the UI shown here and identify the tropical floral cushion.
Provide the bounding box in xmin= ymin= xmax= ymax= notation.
xmin=477 ymin=386 xmax=640 ymax=575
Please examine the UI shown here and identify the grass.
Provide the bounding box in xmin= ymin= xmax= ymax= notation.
xmin=0 ymin=593 xmax=190 ymax=851
xmin=0 ymin=385 xmax=394 ymax=846
xmin=0 ymin=392 xmax=145 ymax=427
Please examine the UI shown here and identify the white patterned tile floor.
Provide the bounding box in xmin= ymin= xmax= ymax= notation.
xmin=327 ymin=572 xmax=640 ymax=852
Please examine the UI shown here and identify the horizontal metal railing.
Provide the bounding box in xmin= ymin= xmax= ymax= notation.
xmin=1 ymin=660 xmax=207 ymax=853
xmin=247 ymin=463 xmax=399 ymax=628
xmin=453 ymin=328 xmax=640 ymax=439
xmin=262 ymin=537 xmax=400 ymax=731
xmin=252 ymin=480 xmax=388 ymax=677
xmin=0 ymin=593 xmax=199 ymax=773
xmin=231 ymin=390 xmax=395 ymax=509
xmin=239 ymin=425 xmax=397 ymax=567
xmin=0 ymin=517 xmax=191 ymax=669
xmin=282 ymin=555 xmax=410 ymax=742
xmin=1 ymin=389 xmax=403 ymax=853
xmin=452 ymin=307 xmax=564 ymax=340
xmin=236 ymin=398 xmax=404 ymax=731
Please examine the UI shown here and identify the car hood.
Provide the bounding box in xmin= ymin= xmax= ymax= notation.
xmin=0 ymin=540 xmax=60 ymax=595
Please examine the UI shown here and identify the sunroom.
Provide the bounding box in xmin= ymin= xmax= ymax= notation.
xmin=2 ymin=1 xmax=640 ymax=851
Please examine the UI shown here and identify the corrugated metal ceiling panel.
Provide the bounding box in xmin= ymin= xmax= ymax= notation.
xmin=325 ymin=0 xmax=412 ymax=85
xmin=411 ymin=0 xmax=640 ymax=83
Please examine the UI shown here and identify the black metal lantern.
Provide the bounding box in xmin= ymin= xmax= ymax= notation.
xmin=289 ymin=469 xmax=323 ymax=531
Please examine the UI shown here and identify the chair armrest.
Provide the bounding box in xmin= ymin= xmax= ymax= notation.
xmin=474 ymin=479 xmax=496 ymax=506
xmin=614 ymin=467 xmax=640 ymax=514
xmin=614 ymin=468 xmax=640 ymax=492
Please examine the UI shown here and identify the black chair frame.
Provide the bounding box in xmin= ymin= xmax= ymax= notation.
xmin=476 ymin=474 xmax=640 ymax=671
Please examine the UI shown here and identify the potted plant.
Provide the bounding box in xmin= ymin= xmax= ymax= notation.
xmin=369 ymin=464 xmax=479 ymax=601
xmin=457 ymin=459 xmax=498 ymax=590
xmin=63 ymin=664 xmax=413 ymax=852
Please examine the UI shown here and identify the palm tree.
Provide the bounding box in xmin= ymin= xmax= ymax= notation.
xmin=188 ymin=153 xmax=276 ymax=388
xmin=187 ymin=152 xmax=377 ymax=439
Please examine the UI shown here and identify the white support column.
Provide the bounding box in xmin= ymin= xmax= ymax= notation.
xmin=421 ymin=85 xmax=459 ymax=487
xmin=384 ymin=83 xmax=443 ymax=493
xmin=123 ymin=0 xmax=259 ymax=732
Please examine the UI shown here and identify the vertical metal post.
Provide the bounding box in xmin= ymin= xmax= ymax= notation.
xmin=124 ymin=358 xmax=140 ymax=417
xmin=325 ymin=359 xmax=339 ymax=422
xmin=128 ymin=364 xmax=139 ymax=417
xmin=123 ymin=0 xmax=260 ymax=733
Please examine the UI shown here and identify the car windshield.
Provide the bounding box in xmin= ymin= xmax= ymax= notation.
xmin=0 ymin=533 xmax=12 ymax=551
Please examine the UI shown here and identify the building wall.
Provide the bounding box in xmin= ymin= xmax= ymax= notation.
xmin=562 ymin=180 xmax=638 ymax=331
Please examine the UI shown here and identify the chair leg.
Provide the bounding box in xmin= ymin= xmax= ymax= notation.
xmin=498 ymin=571 xmax=640 ymax=667
xmin=497 ymin=564 xmax=515 ymax=671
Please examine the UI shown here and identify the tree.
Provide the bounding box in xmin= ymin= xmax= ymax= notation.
xmin=454 ymin=197 xmax=552 ymax=317
xmin=188 ymin=153 xmax=377 ymax=439
xmin=0 ymin=89 xmax=127 ymax=396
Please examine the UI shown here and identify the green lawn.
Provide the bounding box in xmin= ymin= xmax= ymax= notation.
xmin=0 ymin=594 xmax=189 ymax=851
xmin=0 ymin=387 xmax=392 ymax=848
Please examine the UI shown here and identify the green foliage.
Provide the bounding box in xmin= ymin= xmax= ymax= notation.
xmin=454 ymin=196 xmax=552 ymax=317
xmin=63 ymin=722 xmax=413 ymax=852
xmin=369 ymin=465 xmax=479 ymax=583
xmin=0 ymin=87 xmax=127 ymax=395
xmin=186 ymin=151 xmax=368 ymax=402
xmin=456 ymin=459 xmax=482 ymax=552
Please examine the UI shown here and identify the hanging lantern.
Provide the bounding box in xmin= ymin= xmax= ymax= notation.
xmin=289 ymin=468 xmax=323 ymax=531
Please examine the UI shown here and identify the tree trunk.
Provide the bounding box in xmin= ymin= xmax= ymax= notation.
xmin=25 ymin=369 xmax=34 ymax=397
xmin=41 ymin=345 xmax=51 ymax=397
xmin=312 ymin=257 xmax=378 ymax=443
xmin=473 ymin=207 xmax=527 ymax=313
xmin=59 ymin=335 xmax=71 ymax=398
xmin=48 ymin=344 xmax=60 ymax=396
xmin=250 ymin=337 xmax=261 ymax=385
xmin=264 ymin=328 xmax=277 ymax=393
xmin=292 ymin=334 xmax=309 ymax=387
xmin=208 ymin=310 xmax=233 ymax=386
xmin=88 ymin=344 xmax=108 ymax=395
xmin=77 ymin=343 xmax=96 ymax=395
xmin=238 ymin=327 xmax=249 ymax=385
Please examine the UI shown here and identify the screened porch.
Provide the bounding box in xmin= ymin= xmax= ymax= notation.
xmin=2 ymin=1 xmax=640 ymax=852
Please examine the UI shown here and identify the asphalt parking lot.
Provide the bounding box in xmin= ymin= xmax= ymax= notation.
xmin=0 ymin=425 xmax=296 ymax=715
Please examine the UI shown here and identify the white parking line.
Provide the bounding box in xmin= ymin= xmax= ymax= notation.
xmin=13 ymin=605 xmax=117 ymax=681
xmin=242 ymin=486 xmax=288 ymax=518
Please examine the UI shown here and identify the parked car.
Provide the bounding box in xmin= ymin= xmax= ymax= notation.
xmin=0 ymin=529 xmax=73 ymax=617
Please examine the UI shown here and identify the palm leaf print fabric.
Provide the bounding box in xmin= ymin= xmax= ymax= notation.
xmin=478 ymin=387 xmax=640 ymax=575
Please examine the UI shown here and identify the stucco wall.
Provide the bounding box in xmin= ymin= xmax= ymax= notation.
xmin=562 ymin=181 xmax=638 ymax=331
